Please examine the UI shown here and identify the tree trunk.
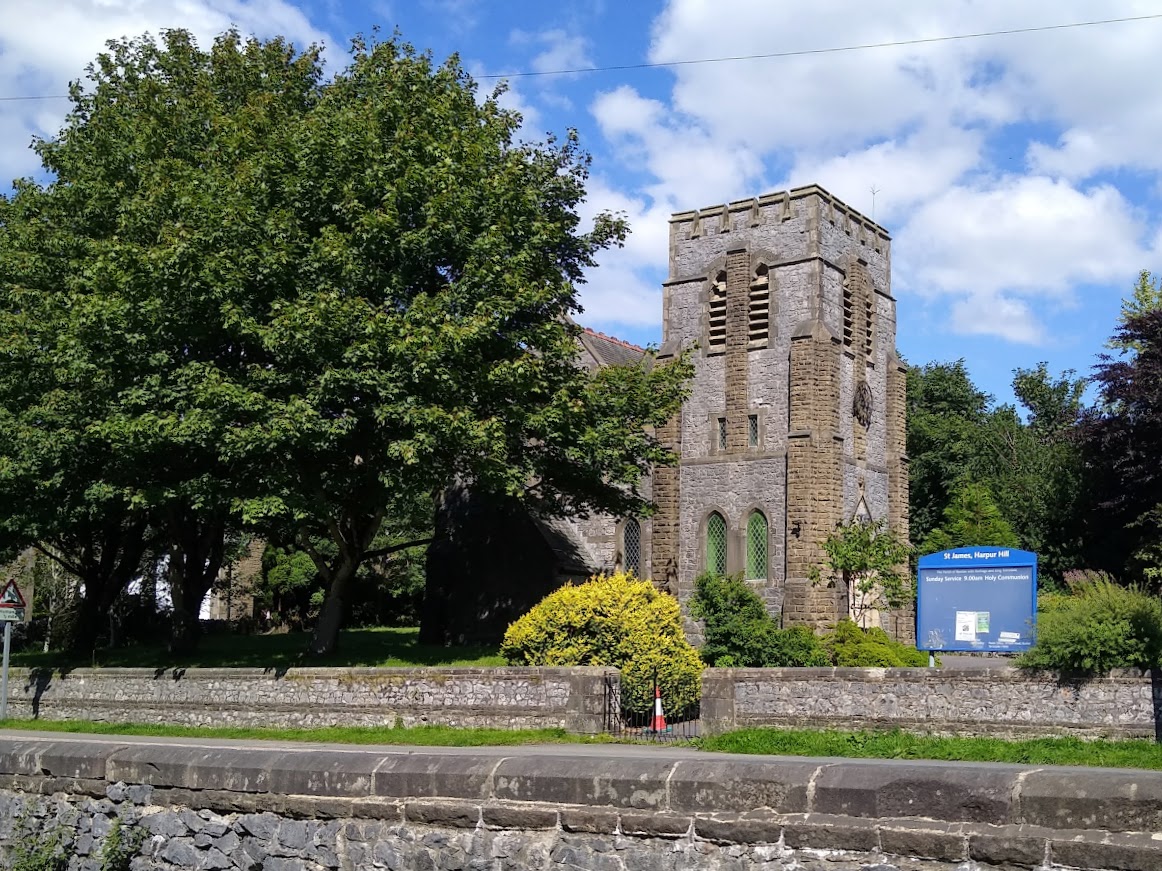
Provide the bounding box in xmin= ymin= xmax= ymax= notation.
xmin=69 ymin=591 xmax=104 ymax=658
xmin=166 ymin=508 xmax=229 ymax=655
xmin=308 ymin=557 xmax=358 ymax=658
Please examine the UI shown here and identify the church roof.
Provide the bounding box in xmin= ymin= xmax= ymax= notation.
xmin=579 ymin=328 xmax=646 ymax=367
xmin=532 ymin=515 xmax=601 ymax=576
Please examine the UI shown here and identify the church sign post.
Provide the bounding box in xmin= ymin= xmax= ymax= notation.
xmin=0 ymin=579 xmax=27 ymax=721
xmin=916 ymin=548 xmax=1038 ymax=661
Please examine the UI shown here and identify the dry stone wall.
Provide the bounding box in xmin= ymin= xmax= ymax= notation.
xmin=1 ymin=735 xmax=1162 ymax=870
xmin=5 ymin=667 xmax=613 ymax=733
xmin=701 ymin=666 xmax=1162 ymax=740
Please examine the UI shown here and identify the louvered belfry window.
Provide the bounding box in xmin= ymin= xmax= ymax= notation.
xmin=706 ymin=512 xmax=727 ymax=575
xmin=623 ymin=518 xmax=641 ymax=576
xmin=746 ymin=511 xmax=768 ymax=581
xmin=749 ymin=264 xmax=770 ymax=348
xmin=707 ymin=272 xmax=727 ymax=350
xmin=843 ymin=277 xmax=854 ymax=347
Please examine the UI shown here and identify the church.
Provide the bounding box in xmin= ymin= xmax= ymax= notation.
xmin=421 ymin=185 xmax=912 ymax=645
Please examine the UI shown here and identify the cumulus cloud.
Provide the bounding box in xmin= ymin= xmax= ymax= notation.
xmin=897 ymin=177 xmax=1146 ymax=299
xmin=583 ymin=0 xmax=1162 ymax=344
xmin=0 ymin=0 xmax=330 ymax=183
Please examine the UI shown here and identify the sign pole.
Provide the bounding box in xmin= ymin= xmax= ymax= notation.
xmin=1 ymin=620 xmax=11 ymax=721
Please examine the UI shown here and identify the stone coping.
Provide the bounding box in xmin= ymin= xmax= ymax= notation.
xmin=709 ymin=666 xmax=1155 ymax=680
xmin=10 ymin=666 xmax=611 ymax=678
xmin=2 ymin=733 xmax=1162 ymax=838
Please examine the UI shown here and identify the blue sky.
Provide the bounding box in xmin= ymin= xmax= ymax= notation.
xmin=3 ymin=1 xmax=1161 ymax=406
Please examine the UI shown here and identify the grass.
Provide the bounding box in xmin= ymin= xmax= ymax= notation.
xmin=696 ymin=726 xmax=1162 ymax=769
xmin=0 ymin=719 xmax=610 ymax=746
xmin=7 ymin=718 xmax=1162 ymax=769
xmin=8 ymin=626 xmax=504 ymax=671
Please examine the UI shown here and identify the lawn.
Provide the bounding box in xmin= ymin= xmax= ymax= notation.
xmin=696 ymin=726 xmax=1162 ymax=770
xmin=8 ymin=626 xmax=504 ymax=670
xmin=0 ymin=719 xmax=605 ymax=747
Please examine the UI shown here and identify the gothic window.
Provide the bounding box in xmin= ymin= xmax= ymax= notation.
xmin=748 ymin=264 xmax=770 ymax=348
xmin=622 ymin=518 xmax=641 ymax=576
xmin=746 ymin=511 xmax=768 ymax=581
xmin=717 ymin=417 xmax=727 ymax=451
xmin=706 ymin=512 xmax=727 ymax=575
xmin=707 ymin=271 xmax=727 ymax=350
xmin=748 ymin=414 xmax=759 ymax=447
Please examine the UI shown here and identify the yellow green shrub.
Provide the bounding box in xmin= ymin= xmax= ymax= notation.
xmin=501 ymin=571 xmax=703 ymax=715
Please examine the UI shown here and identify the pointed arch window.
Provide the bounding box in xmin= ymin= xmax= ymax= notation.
xmin=706 ymin=512 xmax=727 ymax=575
xmin=622 ymin=518 xmax=641 ymax=576
xmin=746 ymin=511 xmax=768 ymax=581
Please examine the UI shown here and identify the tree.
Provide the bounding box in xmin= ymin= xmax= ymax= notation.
xmin=920 ymin=480 xmax=1020 ymax=554
xmin=1 ymin=29 xmax=692 ymax=656
xmin=1084 ymin=309 xmax=1162 ymax=584
xmin=1106 ymin=270 xmax=1162 ymax=355
xmin=811 ymin=520 xmax=912 ymax=628
xmin=906 ymin=361 xmax=992 ymax=546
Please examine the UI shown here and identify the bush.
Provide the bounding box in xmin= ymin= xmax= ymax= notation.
xmin=823 ymin=619 xmax=929 ymax=667
xmin=501 ymin=571 xmax=703 ymax=716
xmin=690 ymin=573 xmax=829 ymax=667
xmin=1018 ymin=577 xmax=1162 ymax=674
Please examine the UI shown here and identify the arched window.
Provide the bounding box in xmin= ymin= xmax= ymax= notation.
xmin=706 ymin=512 xmax=727 ymax=575
xmin=746 ymin=511 xmax=769 ymax=581
xmin=622 ymin=518 xmax=641 ymax=576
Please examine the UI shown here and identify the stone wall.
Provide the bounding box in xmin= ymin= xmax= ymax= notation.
xmin=2 ymin=733 xmax=1162 ymax=870
xmin=701 ymin=665 xmax=1162 ymax=740
xmin=5 ymin=666 xmax=613 ymax=734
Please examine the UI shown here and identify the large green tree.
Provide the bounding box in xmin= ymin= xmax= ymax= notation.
xmin=0 ymin=30 xmax=691 ymax=655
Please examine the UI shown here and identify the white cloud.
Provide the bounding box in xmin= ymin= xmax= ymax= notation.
xmin=782 ymin=126 xmax=984 ymax=225
xmin=581 ymin=0 xmax=1162 ymax=345
xmin=509 ymin=28 xmax=593 ymax=76
xmin=898 ymin=177 xmax=1145 ymax=299
xmin=949 ymin=294 xmax=1043 ymax=344
xmin=0 ymin=0 xmax=329 ymax=182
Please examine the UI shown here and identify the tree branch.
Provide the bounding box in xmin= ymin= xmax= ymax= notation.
xmin=364 ymin=536 xmax=437 ymax=560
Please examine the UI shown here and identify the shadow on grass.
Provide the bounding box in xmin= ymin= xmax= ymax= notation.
xmin=8 ymin=627 xmax=504 ymax=672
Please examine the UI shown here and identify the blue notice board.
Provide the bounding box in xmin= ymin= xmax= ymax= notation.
xmin=917 ymin=548 xmax=1037 ymax=652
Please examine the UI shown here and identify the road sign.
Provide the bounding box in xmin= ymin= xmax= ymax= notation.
xmin=0 ymin=609 xmax=23 ymax=623
xmin=0 ymin=580 xmax=25 ymax=609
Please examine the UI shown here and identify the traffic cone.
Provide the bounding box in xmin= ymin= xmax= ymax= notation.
xmin=651 ymin=686 xmax=668 ymax=733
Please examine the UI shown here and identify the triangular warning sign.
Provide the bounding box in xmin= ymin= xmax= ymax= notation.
xmin=0 ymin=580 xmax=26 ymax=608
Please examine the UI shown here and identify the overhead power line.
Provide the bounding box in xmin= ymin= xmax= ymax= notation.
xmin=1 ymin=12 xmax=1159 ymax=101
xmin=478 ymin=13 xmax=1162 ymax=80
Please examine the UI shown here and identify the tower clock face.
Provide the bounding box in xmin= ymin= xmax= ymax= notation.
xmin=853 ymin=380 xmax=874 ymax=428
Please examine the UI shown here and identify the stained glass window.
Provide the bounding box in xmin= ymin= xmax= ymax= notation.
xmin=706 ymin=512 xmax=727 ymax=575
xmin=746 ymin=511 xmax=768 ymax=581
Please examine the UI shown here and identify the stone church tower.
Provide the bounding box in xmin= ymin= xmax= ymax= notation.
xmin=650 ymin=185 xmax=911 ymax=639
xmin=422 ymin=184 xmax=910 ymax=645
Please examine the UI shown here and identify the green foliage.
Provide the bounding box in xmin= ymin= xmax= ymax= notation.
xmin=823 ymin=619 xmax=929 ymax=667
xmin=697 ymin=726 xmax=1162 ymax=770
xmin=0 ymin=28 xmax=691 ymax=655
xmin=501 ymin=572 xmax=703 ymax=716
xmin=812 ymin=520 xmax=912 ymax=626
xmin=907 ymin=360 xmax=1089 ymax=584
xmin=1107 ymin=270 xmax=1162 ymax=355
xmin=690 ymin=573 xmax=828 ymax=667
xmin=8 ymin=815 xmax=69 ymax=871
xmin=98 ymin=819 xmax=145 ymax=871
xmin=1018 ymin=577 xmax=1162 ymax=674
xmin=920 ymin=480 xmax=1019 ymax=554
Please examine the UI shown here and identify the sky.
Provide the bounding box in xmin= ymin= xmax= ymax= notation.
xmin=2 ymin=0 xmax=1161 ymax=406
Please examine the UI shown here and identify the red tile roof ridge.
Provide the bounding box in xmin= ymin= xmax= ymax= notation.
xmin=581 ymin=327 xmax=645 ymax=352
